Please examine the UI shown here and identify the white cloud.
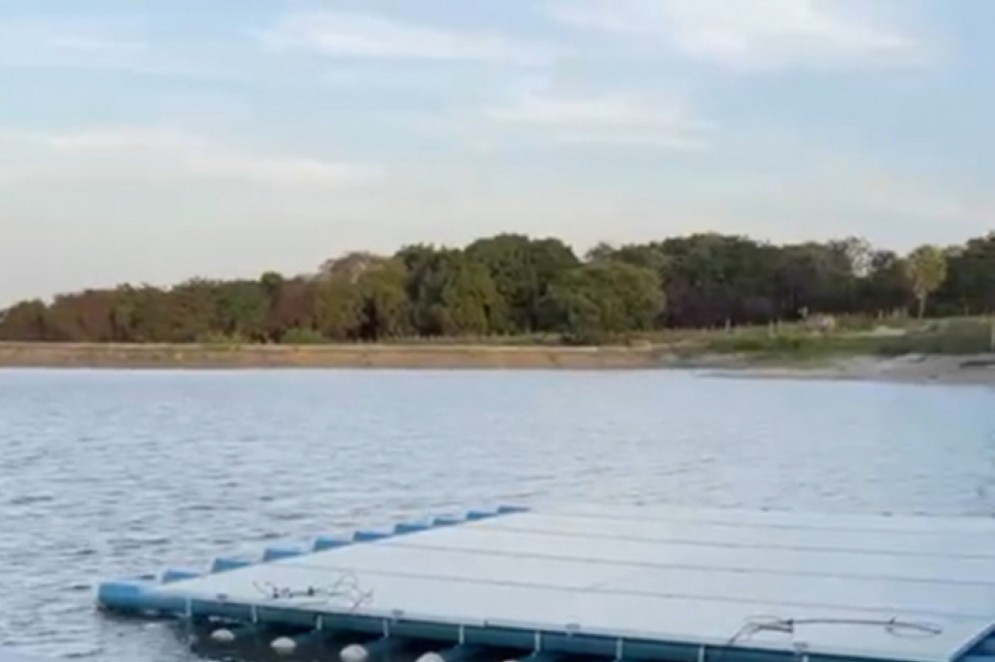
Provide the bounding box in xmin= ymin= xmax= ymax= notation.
xmin=261 ymin=12 xmax=561 ymax=66
xmin=0 ymin=18 xmax=237 ymax=78
xmin=0 ymin=18 xmax=136 ymax=68
xmin=2 ymin=127 xmax=375 ymax=188
xmin=486 ymin=93 xmax=712 ymax=149
xmin=840 ymin=168 xmax=995 ymax=229
xmin=550 ymin=0 xmax=923 ymax=70
xmin=680 ymin=145 xmax=995 ymax=244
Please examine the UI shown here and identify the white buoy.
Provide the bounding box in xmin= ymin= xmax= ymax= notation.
xmin=210 ymin=628 xmax=236 ymax=644
xmin=271 ymin=636 xmax=298 ymax=656
xmin=416 ymin=653 xmax=447 ymax=662
xmin=340 ymin=643 xmax=371 ymax=662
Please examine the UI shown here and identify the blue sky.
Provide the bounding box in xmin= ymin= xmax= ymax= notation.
xmin=1 ymin=0 xmax=994 ymax=305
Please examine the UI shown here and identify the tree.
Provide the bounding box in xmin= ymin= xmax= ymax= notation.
xmin=905 ymin=245 xmax=948 ymax=319
xmin=213 ymin=280 xmax=268 ymax=340
xmin=397 ymin=246 xmax=506 ymax=336
xmin=166 ymin=279 xmax=218 ymax=342
xmin=543 ymin=262 xmax=664 ymax=343
xmin=315 ymin=253 xmax=412 ymax=340
xmin=315 ymin=278 xmax=363 ymax=340
xmin=860 ymin=251 xmax=910 ymax=316
xmin=0 ymin=300 xmax=48 ymax=340
xmin=437 ymin=259 xmax=504 ymax=336
xmin=318 ymin=252 xmax=381 ymax=283
xmin=265 ymin=278 xmax=316 ymax=342
xmin=658 ymin=234 xmax=780 ymax=327
xmin=260 ymin=271 xmax=285 ymax=310
xmin=355 ymin=258 xmax=411 ymax=340
xmin=396 ymin=244 xmax=448 ymax=335
xmin=111 ymin=285 xmax=172 ymax=342
xmin=45 ymin=290 xmax=116 ymax=342
xmin=938 ymin=234 xmax=995 ymax=315
xmin=587 ymin=242 xmax=669 ymax=275
xmin=465 ymin=234 xmax=578 ymax=333
xmin=831 ymin=236 xmax=874 ymax=277
xmin=774 ymin=242 xmax=855 ymax=319
xmin=3 ymin=230 xmax=992 ymax=345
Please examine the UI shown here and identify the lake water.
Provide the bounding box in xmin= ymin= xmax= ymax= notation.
xmin=0 ymin=369 xmax=993 ymax=660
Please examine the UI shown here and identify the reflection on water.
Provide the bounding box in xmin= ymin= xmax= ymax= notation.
xmin=1 ymin=369 xmax=993 ymax=660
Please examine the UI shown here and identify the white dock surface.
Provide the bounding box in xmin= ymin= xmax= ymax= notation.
xmin=159 ymin=505 xmax=995 ymax=662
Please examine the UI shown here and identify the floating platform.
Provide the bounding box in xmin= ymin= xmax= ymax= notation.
xmin=97 ymin=504 xmax=995 ymax=662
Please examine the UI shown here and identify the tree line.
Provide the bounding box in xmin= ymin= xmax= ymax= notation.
xmin=1 ymin=232 xmax=993 ymax=344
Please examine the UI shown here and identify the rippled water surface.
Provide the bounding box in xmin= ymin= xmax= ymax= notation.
xmin=1 ymin=369 xmax=993 ymax=660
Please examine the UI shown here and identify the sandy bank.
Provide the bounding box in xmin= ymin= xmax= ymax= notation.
xmin=0 ymin=342 xmax=665 ymax=370
xmin=2 ymin=343 xmax=993 ymax=385
xmin=709 ymin=354 xmax=995 ymax=387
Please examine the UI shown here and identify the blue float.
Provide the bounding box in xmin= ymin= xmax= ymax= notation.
xmin=96 ymin=504 xmax=995 ymax=662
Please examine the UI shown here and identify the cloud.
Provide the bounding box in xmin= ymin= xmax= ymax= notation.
xmin=0 ymin=18 xmax=138 ymax=66
xmin=2 ymin=126 xmax=375 ymax=188
xmin=261 ymin=12 xmax=561 ymax=66
xmin=683 ymin=143 xmax=995 ymax=244
xmin=0 ymin=17 xmax=237 ymax=78
xmin=845 ymin=170 xmax=995 ymax=229
xmin=550 ymin=0 xmax=923 ymax=70
xmin=486 ymin=93 xmax=712 ymax=149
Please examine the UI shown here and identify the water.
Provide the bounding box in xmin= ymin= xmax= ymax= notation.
xmin=0 ymin=369 xmax=993 ymax=660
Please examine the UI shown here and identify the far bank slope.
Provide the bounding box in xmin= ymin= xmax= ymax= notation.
xmin=0 ymin=342 xmax=666 ymax=370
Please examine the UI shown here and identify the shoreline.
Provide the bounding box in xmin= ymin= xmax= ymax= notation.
xmin=707 ymin=354 xmax=995 ymax=387
xmin=0 ymin=341 xmax=666 ymax=370
xmin=1 ymin=342 xmax=994 ymax=385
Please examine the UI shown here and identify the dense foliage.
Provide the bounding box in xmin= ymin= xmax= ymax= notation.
xmin=2 ymin=232 xmax=993 ymax=344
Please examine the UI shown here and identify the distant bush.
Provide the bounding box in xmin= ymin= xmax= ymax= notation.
xmin=196 ymin=331 xmax=247 ymax=347
xmin=281 ymin=328 xmax=328 ymax=345
xmin=2 ymin=231 xmax=993 ymax=347
xmin=705 ymin=334 xmax=807 ymax=354
xmin=875 ymin=319 xmax=992 ymax=356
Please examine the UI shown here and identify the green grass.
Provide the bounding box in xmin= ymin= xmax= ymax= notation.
xmin=688 ymin=317 xmax=993 ymax=359
xmin=873 ymin=319 xmax=993 ymax=356
xmin=379 ymin=333 xmax=564 ymax=347
xmin=280 ymin=328 xmax=328 ymax=345
xmin=192 ymin=316 xmax=994 ymax=358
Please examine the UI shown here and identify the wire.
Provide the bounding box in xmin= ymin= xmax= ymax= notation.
xmin=251 ymin=571 xmax=374 ymax=612
xmin=733 ymin=616 xmax=944 ymax=643
xmin=710 ymin=615 xmax=944 ymax=662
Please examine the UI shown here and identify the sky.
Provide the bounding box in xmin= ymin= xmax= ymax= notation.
xmin=1 ymin=0 xmax=994 ymax=305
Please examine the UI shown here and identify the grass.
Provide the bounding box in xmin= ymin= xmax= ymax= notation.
xmin=1 ymin=316 xmax=991 ymax=370
xmin=685 ymin=317 xmax=994 ymax=360
xmin=874 ymin=319 xmax=994 ymax=356
xmin=192 ymin=316 xmax=995 ymax=359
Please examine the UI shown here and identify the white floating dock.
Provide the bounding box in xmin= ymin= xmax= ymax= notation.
xmin=98 ymin=505 xmax=995 ymax=662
